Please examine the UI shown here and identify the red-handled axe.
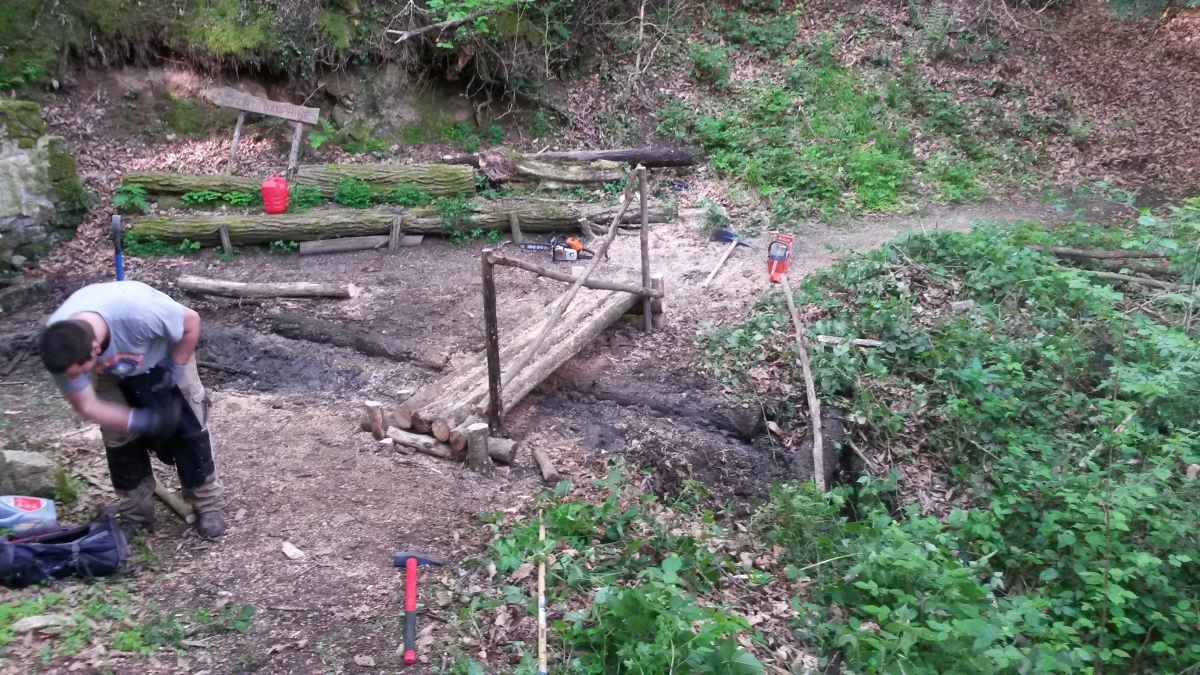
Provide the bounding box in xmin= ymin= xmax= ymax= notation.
xmin=394 ymin=551 xmax=444 ymax=665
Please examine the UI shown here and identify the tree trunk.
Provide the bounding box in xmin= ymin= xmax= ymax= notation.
xmin=268 ymin=313 xmax=442 ymax=370
xmin=122 ymin=163 xmax=475 ymax=198
xmin=474 ymin=150 xmax=623 ymax=184
xmin=177 ymin=275 xmax=357 ymax=299
xmin=125 ymin=200 xmax=671 ymax=246
xmin=293 ymin=164 xmax=474 ymax=197
xmin=444 ymin=147 xmax=695 ymax=168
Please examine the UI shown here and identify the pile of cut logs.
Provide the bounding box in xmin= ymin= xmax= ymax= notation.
xmin=359 ymin=287 xmax=641 ymax=478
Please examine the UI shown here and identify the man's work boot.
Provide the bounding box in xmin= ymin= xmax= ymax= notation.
xmin=117 ymin=517 xmax=153 ymax=542
xmin=194 ymin=510 xmax=227 ymax=539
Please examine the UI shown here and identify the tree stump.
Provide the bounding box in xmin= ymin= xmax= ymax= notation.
xmin=466 ymin=422 xmax=492 ymax=474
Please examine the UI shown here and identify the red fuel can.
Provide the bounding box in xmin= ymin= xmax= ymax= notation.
xmin=261 ymin=174 xmax=289 ymax=214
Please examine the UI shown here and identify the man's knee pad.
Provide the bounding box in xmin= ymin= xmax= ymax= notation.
xmin=105 ymin=440 xmax=152 ymax=492
xmin=173 ymin=430 xmax=215 ymax=490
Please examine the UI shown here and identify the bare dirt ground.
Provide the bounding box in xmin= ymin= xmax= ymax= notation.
xmin=0 ymin=191 xmax=1061 ymax=673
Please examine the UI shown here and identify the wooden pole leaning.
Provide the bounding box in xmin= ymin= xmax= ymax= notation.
xmin=481 ymin=249 xmax=504 ymax=433
xmin=779 ymin=274 xmax=825 ymax=492
xmin=226 ymin=112 xmax=245 ymax=174
xmin=639 ymin=166 xmax=652 ymax=333
xmin=287 ymin=121 xmax=304 ymax=178
xmin=485 ymin=253 xmax=662 ymax=297
xmin=502 ymin=168 xmax=642 ymax=387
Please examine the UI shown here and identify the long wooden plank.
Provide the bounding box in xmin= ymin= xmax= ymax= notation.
xmin=206 ymin=87 xmax=320 ymax=125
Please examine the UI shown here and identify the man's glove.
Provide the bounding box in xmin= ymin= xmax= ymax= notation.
xmin=154 ymin=361 xmax=187 ymax=392
xmin=126 ymin=398 xmax=182 ymax=439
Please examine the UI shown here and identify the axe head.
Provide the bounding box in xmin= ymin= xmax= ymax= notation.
xmin=394 ymin=551 xmax=444 ymax=567
xmin=712 ymin=228 xmax=751 ymax=247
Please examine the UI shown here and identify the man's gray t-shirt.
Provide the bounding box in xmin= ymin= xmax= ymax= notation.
xmin=47 ymin=281 xmax=186 ymax=393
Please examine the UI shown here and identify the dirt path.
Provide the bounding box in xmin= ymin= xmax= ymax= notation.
xmin=0 ymin=200 xmax=1060 ymax=674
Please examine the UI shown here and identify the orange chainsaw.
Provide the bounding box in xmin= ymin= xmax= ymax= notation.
xmin=520 ymin=236 xmax=595 ymax=262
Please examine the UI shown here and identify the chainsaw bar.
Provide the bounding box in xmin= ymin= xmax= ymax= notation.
xmin=520 ymin=243 xmax=557 ymax=252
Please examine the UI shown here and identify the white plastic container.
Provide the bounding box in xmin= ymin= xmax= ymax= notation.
xmin=0 ymin=495 xmax=58 ymax=537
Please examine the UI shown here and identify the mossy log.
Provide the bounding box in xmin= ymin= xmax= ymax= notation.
xmin=121 ymin=163 xmax=475 ymax=198
xmin=125 ymin=200 xmax=672 ymax=246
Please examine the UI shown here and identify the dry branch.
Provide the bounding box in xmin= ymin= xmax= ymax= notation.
xmin=1053 ymin=266 xmax=1183 ymax=291
xmin=1025 ymin=245 xmax=1168 ymax=260
xmin=533 ymin=447 xmax=560 ymax=484
xmin=177 ymin=275 xmax=356 ymax=299
xmin=780 ymin=274 xmax=825 ymax=492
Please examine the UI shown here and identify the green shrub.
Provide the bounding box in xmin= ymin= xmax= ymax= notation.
xmin=529 ymin=111 xmax=552 ymax=137
xmin=223 ymin=191 xmax=256 ymax=207
xmin=289 ymin=184 xmax=325 ymax=210
xmin=444 ymin=122 xmax=481 ymax=152
xmin=112 ymin=185 xmax=150 ymax=214
xmin=124 ymin=234 xmax=200 ymax=258
xmin=180 ymin=190 xmax=224 ymax=206
xmin=388 ymin=183 xmax=433 ymax=207
xmin=717 ymin=211 xmax=1200 ymax=673
xmin=332 ymin=178 xmax=372 ymax=208
xmin=690 ymin=45 xmax=732 ymax=89
xmin=268 ymin=240 xmax=298 ymax=253
xmin=435 ymin=195 xmax=472 ymax=231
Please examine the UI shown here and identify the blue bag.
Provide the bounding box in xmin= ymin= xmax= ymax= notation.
xmin=0 ymin=507 xmax=129 ymax=588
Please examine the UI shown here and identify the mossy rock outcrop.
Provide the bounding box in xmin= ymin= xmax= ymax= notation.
xmin=0 ymin=100 xmax=86 ymax=271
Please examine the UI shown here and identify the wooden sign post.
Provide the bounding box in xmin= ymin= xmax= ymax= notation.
xmin=205 ymin=87 xmax=320 ymax=178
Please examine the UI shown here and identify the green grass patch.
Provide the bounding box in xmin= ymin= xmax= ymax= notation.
xmin=708 ymin=201 xmax=1200 ymax=672
xmin=123 ymin=234 xmax=201 ymax=258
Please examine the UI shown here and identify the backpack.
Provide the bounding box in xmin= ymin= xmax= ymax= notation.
xmin=0 ymin=507 xmax=129 ymax=588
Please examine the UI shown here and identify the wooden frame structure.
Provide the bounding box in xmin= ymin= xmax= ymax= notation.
xmin=478 ymin=166 xmax=662 ymax=433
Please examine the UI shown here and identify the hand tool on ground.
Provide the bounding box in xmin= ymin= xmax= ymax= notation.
xmin=702 ymin=228 xmax=751 ymax=288
xmin=767 ymin=233 xmax=794 ymax=284
xmin=538 ymin=515 xmax=547 ymax=675
xmin=394 ymin=551 xmax=445 ymax=665
xmin=111 ymin=215 xmax=124 ymax=281
xmin=520 ymin=236 xmax=595 ymax=262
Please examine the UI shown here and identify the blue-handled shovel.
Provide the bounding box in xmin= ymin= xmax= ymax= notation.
xmin=111 ymin=215 xmax=124 ymax=281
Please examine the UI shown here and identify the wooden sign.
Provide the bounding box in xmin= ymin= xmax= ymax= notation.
xmin=205 ymin=87 xmax=319 ymax=125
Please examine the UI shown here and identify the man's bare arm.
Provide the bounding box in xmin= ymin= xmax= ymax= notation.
xmin=170 ymin=308 xmax=200 ymax=365
xmin=63 ymin=386 xmax=133 ymax=431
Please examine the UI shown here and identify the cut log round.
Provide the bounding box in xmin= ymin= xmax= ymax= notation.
xmin=465 ymin=422 xmax=491 ymax=473
xmin=360 ymin=410 xmax=398 ymax=432
xmin=449 ymin=414 xmax=483 ymax=454
xmin=489 ymin=438 xmax=518 ymax=465
xmin=125 ymin=201 xmax=671 ymax=246
xmin=365 ymin=401 xmax=385 ymax=440
xmin=177 ymin=275 xmax=356 ymax=299
xmin=386 ymin=427 xmax=458 ymax=460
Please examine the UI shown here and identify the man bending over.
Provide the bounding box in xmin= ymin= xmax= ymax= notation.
xmin=38 ymin=280 xmax=226 ymax=539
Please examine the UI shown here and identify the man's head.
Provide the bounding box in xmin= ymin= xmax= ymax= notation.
xmin=39 ymin=320 xmax=101 ymax=378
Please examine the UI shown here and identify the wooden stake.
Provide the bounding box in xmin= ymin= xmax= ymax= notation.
xmin=639 ymin=166 xmax=652 ymax=333
xmin=366 ymin=401 xmax=385 ymax=440
xmin=465 ymin=422 xmax=491 ymax=473
xmin=779 ymin=274 xmax=825 ymax=491
xmin=218 ymin=223 xmax=233 ymax=256
xmin=509 ymin=212 xmax=523 ymax=245
xmin=703 ymin=241 xmax=738 ymax=288
xmin=650 ymin=274 xmax=665 ymax=330
xmin=503 ymin=168 xmax=642 ymax=387
xmin=287 ymin=121 xmax=304 ymax=179
xmin=538 ymin=516 xmax=547 ymax=675
xmin=389 ymin=215 xmax=404 ymax=253
xmin=481 ymin=249 xmax=504 ymax=432
xmin=533 ymin=447 xmax=560 ymax=484
xmin=226 ymin=112 xmax=245 ymax=173
xmin=154 ymin=485 xmax=195 ymax=524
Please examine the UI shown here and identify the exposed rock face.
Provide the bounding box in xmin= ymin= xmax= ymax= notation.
xmin=0 ymin=100 xmax=86 ymax=271
xmin=0 ymin=450 xmax=64 ymax=498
